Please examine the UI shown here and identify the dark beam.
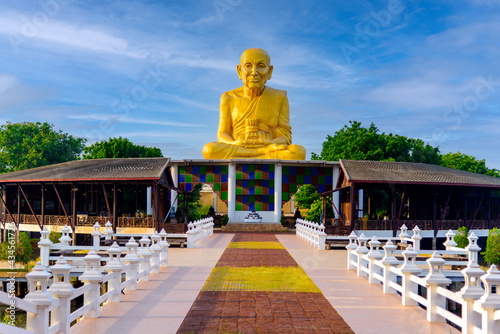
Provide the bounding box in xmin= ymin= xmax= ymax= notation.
xmin=0 ymin=189 xmax=17 ymax=226
xmin=350 ymin=183 xmax=356 ymax=228
xmin=72 ymin=183 xmax=77 ymax=245
xmin=392 ymin=189 xmax=397 ymax=237
xmin=113 ymin=183 xmax=117 ymax=231
xmin=41 ymin=184 xmax=45 ymax=227
xmin=396 ymin=186 xmax=406 ymax=226
xmin=102 ymin=184 xmax=112 ymax=222
xmin=53 ymin=183 xmax=70 ymax=221
xmin=18 ymin=184 xmax=42 ymax=230
xmin=433 ymin=192 xmax=437 ymax=238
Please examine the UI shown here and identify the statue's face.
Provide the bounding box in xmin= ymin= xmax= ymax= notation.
xmin=237 ymin=49 xmax=273 ymax=90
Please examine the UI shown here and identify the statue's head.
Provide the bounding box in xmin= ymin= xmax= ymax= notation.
xmin=237 ymin=48 xmax=273 ymax=90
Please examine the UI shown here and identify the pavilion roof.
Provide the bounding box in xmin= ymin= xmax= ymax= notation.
xmin=340 ymin=159 xmax=500 ymax=188
xmin=0 ymin=158 xmax=170 ymax=183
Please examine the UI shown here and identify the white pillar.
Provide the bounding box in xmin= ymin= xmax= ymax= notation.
xmin=274 ymin=163 xmax=282 ymax=223
xmin=358 ymin=189 xmax=364 ymax=218
xmin=332 ymin=165 xmax=340 ymax=219
xmin=146 ymin=187 xmax=153 ymax=216
xmin=170 ymin=164 xmax=179 ymax=214
xmin=228 ymin=163 xmax=236 ymax=223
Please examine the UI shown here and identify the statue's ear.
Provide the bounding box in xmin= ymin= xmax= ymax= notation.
xmin=267 ymin=65 xmax=274 ymax=80
xmin=237 ymin=65 xmax=243 ymax=80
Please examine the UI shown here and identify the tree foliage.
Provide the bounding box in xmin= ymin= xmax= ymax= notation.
xmin=311 ymin=121 xmax=441 ymax=164
xmin=454 ymin=226 xmax=469 ymax=248
xmin=482 ymin=228 xmax=500 ymax=265
xmin=306 ymin=198 xmax=335 ymax=223
xmin=176 ymin=183 xmax=203 ymax=223
xmin=294 ymin=184 xmax=320 ymax=209
xmin=0 ymin=122 xmax=85 ymax=173
xmin=83 ymin=137 xmax=162 ymax=159
xmin=0 ymin=232 xmax=33 ymax=263
xmin=441 ymin=152 xmax=499 ymax=177
xmin=312 ymin=120 xmax=498 ymax=177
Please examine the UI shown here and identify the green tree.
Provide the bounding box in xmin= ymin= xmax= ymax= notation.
xmin=0 ymin=232 xmax=33 ymax=263
xmin=306 ymin=198 xmax=335 ymax=222
xmin=83 ymin=137 xmax=162 ymax=159
xmin=482 ymin=228 xmax=500 ymax=265
xmin=441 ymin=152 xmax=499 ymax=177
xmin=176 ymin=183 xmax=203 ymax=223
xmin=311 ymin=120 xmax=441 ymax=165
xmin=294 ymin=184 xmax=320 ymax=209
xmin=454 ymin=226 xmax=469 ymax=248
xmin=0 ymin=122 xmax=85 ymax=173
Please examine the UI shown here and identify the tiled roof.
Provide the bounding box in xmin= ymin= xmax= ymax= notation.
xmin=0 ymin=158 xmax=170 ymax=182
xmin=340 ymin=159 xmax=500 ymax=187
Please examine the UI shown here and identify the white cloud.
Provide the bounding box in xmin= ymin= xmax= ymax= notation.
xmin=66 ymin=113 xmax=203 ymax=127
xmin=0 ymin=12 xmax=145 ymax=58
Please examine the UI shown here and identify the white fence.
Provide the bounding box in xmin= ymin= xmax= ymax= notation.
xmin=346 ymin=231 xmax=500 ymax=334
xmin=186 ymin=217 xmax=214 ymax=248
xmin=295 ymin=218 xmax=327 ymax=250
xmin=0 ymin=219 xmax=193 ymax=334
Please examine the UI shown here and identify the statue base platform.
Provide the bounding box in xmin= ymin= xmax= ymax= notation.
xmin=221 ymin=223 xmax=288 ymax=232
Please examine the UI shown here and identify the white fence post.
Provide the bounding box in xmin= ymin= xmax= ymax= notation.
xmin=149 ymin=231 xmax=162 ymax=274
xmin=458 ymin=261 xmax=484 ymax=334
xmin=381 ymin=240 xmax=399 ymax=294
xmin=355 ymin=234 xmax=369 ymax=277
xmin=92 ymin=222 xmax=102 ymax=249
xmin=123 ymin=237 xmax=140 ymax=291
xmin=79 ymin=250 xmax=103 ymax=318
xmin=48 ymin=256 xmax=74 ymax=334
xmin=25 ymin=262 xmax=53 ymax=334
xmin=159 ymin=229 xmax=170 ymax=267
xmin=38 ymin=227 xmax=52 ymax=268
xmin=465 ymin=232 xmax=480 ymax=264
xmin=186 ymin=222 xmax=195 ymax=248
xmin=367 ymin=236 xmax=383 ymax=284
xmin=443 ymin=229 xmax=457 ymax=250
xmin=400 ymin=245 xmax=421 ymax=306
xmin=424 ymin=252 xmax=451 ymax=322
xmin=477 ymin=265 xmax=500 ymax=334
xmin=317 ymin=224 xmax=326 ymax=250
xmin=137 ymin=235 xmax=153 ymax=281
xmin=346 ymin=231 xmax=358 ymax=270
xmin=103 ymin=242 xmax=125 ymax=302
xmin=411 ymin=226 xmax=422 ymax=251
xmin=59 ymin=225 xmax=72 ymax=246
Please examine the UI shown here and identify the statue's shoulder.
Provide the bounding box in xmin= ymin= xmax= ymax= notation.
xmin=264 ymin=86 xmax=287 ymax=98
xmin=221 ymin=87 xmax=244 ymax=100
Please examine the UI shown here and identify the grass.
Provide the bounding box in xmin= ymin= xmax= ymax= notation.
xmin=202 ymin=266 xmax=321 ymax=293
xmin=227 ymin=242 xmax=285 ymax=249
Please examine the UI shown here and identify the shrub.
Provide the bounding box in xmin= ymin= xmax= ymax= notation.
xmin=454 ymin=226 xmax=469 ymax=248
xmin=482 ymin=228 xmax=500 ymax=265
xmin=49 ymin=231 xmax=62 ymax=244
xmin=221 ymin=215 xmax=229 ymax=226
xmin=0 ymin=232 xmax=33 ymax=264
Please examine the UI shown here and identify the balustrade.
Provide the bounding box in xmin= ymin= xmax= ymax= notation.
xmin=0 ymin=224 xmax=176 ymax=334
xmin=295 ymin=218 xmax=326 ymax=250
xmin=346 ymin=230 xmax=500 ymax=334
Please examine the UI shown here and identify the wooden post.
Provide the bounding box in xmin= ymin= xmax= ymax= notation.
xmin=72 ymin=183 xmax=77 ymax=246
xmin=41 ymin=184 xmax=45 ymax=228
xmin=321 ymin=196 xmax=326 ymax=225
xmin=102 ymin=184 xmax=112 ymax=222
xmin=350 ymin=183 xmax=355 ymax=228
xmin=432 ymin=192 xmax=437 ymax=238
xmin=113 ymin=183 xmax=118 ymax=231
xmin=18 ymin=184 xmax=42 ymax=230
xmin=53 ymin=184 xmax=70 ymax=222
xmin=464 ymin=192 xmax=468 ymax=229
xmin=17 ymin=185 xmax=21 ymax=227
xmin=155 ymin=183 xmax=160 ymax=231
xmin=392 ymin=189 xmax=397 ymax=237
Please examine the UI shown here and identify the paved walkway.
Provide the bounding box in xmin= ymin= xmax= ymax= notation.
xmin=277 ymin=235 xmax=460 ymax=334
xmin=177 ymin=233 xmax=353 ymax=333
xmin=71 ymin=233 xmax=461 ymax=334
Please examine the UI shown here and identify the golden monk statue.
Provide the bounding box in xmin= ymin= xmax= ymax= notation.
xmin=203 ymin=48 xmax=306 ymax=160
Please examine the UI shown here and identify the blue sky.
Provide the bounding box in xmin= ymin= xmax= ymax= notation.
xmin=1 ymin=0 xmax=500 ymax=168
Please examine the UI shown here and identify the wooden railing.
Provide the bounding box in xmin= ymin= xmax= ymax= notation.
xmin=353 ymin=219 xmax=496 ymax=231
xmin=1 ymin=214 xmax=155 ymax=229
